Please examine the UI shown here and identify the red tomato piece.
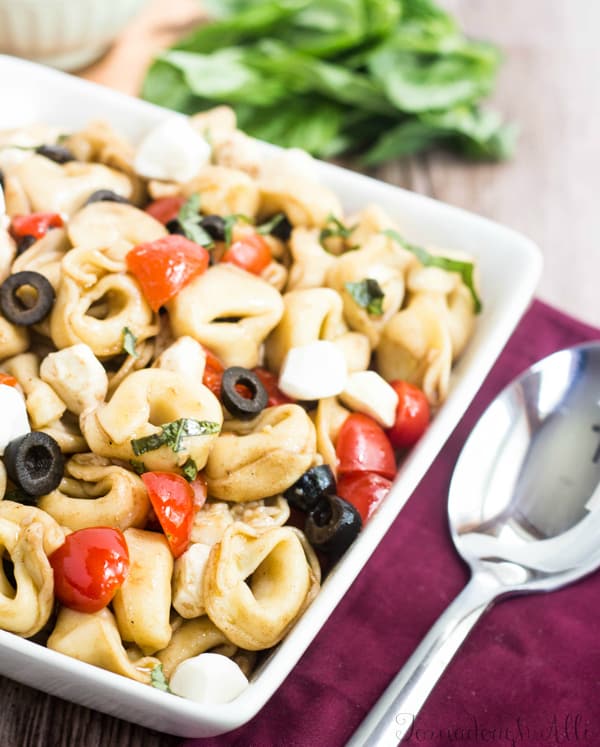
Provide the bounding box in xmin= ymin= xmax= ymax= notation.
xmin=145 ymin=196 xmax=186 ymax=224
xmin=10 ymin=212 xmax=63 ymax=240
xmin=386 ymin=380 xmax=430 ymax=449
xmin=141 ymin=472 xmax=194 ymax=558
xmin=0 ymin=373 xmax=18 ymax=387
xmin=336 ymin=412 xmax=396 ymax=480
xmin=221 ymin=227 xmax=271 ymax=275
xmin=252 ymin=367 xmax=293 ymax=407
xmin=337 ymin=472 xmax=393 ymax=524
xmin=49 ymin=527 xmax=129 ymax=614
xmin=126 ymin=235 xmax=209 ymax=311
xmin=202 ymin=348 xmax=225 ymax=397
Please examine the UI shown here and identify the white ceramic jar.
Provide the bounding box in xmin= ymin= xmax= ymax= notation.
xmin=0 ymin=0 xmax=149 ymax=71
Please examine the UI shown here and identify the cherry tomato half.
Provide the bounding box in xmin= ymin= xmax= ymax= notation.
xmin=0 ymin=373 xmax=18 ymax=387
xmin=336 ymin=413 xmax=396 ymax=480
xmin=386 ymin=380 xmax=430 ymax=450
xmin=141 ymin=472 xmax=194 ymax=558
xmin=222 ymin=227 xmax=271 ymax=275
xmin=145 ymin=196 xmax=186 ymax=225
xmin=337 ymin=472 xmax=393 ymax=524
xmin=252 ymin=367 xmax=293 ymax=407
xmin=202 ymin=347 xmax=225 ymax=397
xmin=49 ymin=527 xmax=129 ymax=614
xmin=10 ymin=212 xmax=63 ymax=240
xmin=126 ymin=235 xmax=209 ymax=311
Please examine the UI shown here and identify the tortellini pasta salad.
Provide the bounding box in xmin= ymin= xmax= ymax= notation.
xmin=0 ymin=109 xmax=480 ymax=705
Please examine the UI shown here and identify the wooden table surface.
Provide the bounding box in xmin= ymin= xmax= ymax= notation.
xmin=1 ymin=2 xmax=598 ymax=746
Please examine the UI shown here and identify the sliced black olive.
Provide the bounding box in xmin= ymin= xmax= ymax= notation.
xmin=284 ymin=465 xmax=336 ymax=512
xmin=84 ymin=189 xmax=131 ymax=206
xmin=199 ymin=214 xmax=226 ymax=242
xmin=166 ymin=218 xmax=185 ymax=235
xmin=0 ymin=168 xmax=4 ymax=191
xmin=35 ymin=144 xmax=75 ymax=164
xmin=221 ymin=366 xmax=268 ymax=420
xmin=0 ymin=271 xmax=55 ymax=326
xmin=305 ymin=494 xmax=362 ymax=559
xmin=270 ymin=214 xmax=292 ymax=241
xmin=16 ymin=234 xmax=37 ymax=256
xmin=4 ymin=432 xmax=65 ymax=497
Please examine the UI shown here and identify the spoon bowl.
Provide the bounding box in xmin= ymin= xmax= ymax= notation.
xmin=349 ymin=342 xmax=600 ymax=747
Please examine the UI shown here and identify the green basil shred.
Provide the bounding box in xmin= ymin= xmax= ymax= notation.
xmin=345 ymin=278 xmax=385 ymax=316
xmin=320 ymin=213 xmax=355 ymax=244
xmin=122 ymin=326 xmax=138 ymax=358
xmin=256 ymin=212 xmax=286 ymax=235
xmin=150 ymin=664 xmax=172 ymax=693
xmin=182 ymin=457 xmax=199 ymax=481
xmin=177 ymin=194 xmax=214 ymax=248
xmin=131 ymin=418 xmax=220 ymax=456
xmin=384 ymin=229 xmax=482 ymax=313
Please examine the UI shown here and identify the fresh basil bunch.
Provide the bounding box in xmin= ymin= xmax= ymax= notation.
xmin=142 ymin=0 xmax=514 ymax=164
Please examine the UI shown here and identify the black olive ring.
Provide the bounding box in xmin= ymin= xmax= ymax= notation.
xmin=4 ymin=432 xmax=65 ymax=497
xmin=35 ymin=144 xmax=75 ymax=164
xmin=84 ymin=189 xmax=131 ymax=206
xmin=221 ymin=366 xmax=268 ymax=420
xmin=0 ymin=271 xmax=56 ymax=326
xmin=284 ymin=465 xmax=337 ymax=512
xmin=305 ymin=494 xmax=362 ymax=560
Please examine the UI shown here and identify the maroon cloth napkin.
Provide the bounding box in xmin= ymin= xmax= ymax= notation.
xmin=184 ymin=300 xmax=600 ymax=747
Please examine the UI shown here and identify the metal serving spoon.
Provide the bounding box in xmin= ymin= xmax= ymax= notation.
xmin=348 ymin=341 xmax=600 ymax=747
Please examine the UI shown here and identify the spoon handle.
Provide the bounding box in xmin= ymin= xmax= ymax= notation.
xmin=347 ymin=571 xmax=499 ymax=747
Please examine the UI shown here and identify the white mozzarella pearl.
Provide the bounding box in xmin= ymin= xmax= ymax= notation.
xmin=278 ymin=340 xmax=348 ymax=400
xmin=339 ymin=370 xmax=399 ymax=428
xmin=0 ymin=384 xmax=30 ymax=455
xmin=169 ymin=653 xmax=249 ymax=704
xmin=134 ymin=118 xmax=211 ymax=183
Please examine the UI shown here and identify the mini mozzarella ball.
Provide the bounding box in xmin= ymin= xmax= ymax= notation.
xmin=154 ymin=336 xmax=207 ymax=385
xmin=339 ymin=370 xmax=399 ymax=428
xmin=169 ymin=653 xmax=249 ymax=704
xmin=39 ymin=344 xmax=108 ymax=416
xmin=134 ymin=117 xmax=211 ymax=183
xmin=172 ymin=542 xmax=211 ymax=619
xmin=278 ymin=340 xmax=348 ymax=400
xmin=0 ymin=384 xmax=30 ymax=455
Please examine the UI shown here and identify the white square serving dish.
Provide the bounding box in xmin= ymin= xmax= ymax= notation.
xmin=0 ymin=54 xmax=542 ymax=738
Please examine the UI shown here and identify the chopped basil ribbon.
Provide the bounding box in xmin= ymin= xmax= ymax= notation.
xmin=384 ymin=229 xmax=482 ymax=313
xmin=122 ymin=326 xmax=138 ymax=357
xmin=131 ymin=418 xmax=220 ymax=456
xmin=319 ymin=213 xmax=356 ymax=244
xmin=129 ymin=459 xmax=146 ymax=475
xmin=150 ymin=664 xmax=172 ymax=693
xmin=177 ymin=194 xmax=214 ymax=248
xmin=223 ymin=213 xmax=253 ymax=246
xmin=256 ymin=213 xmax=286 ymax=235
xmin=345 ymin=278 xmax=385 ymax=316
xmin=182 ymin=457 xmax=198 ymax=481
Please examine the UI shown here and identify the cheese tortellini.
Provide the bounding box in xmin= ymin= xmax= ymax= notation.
xmin=0 ymin=108 xmax=479 ymax=702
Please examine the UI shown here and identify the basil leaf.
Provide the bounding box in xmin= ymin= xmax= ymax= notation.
xmin=344 ymin=278 xmax=385 ymax=316
xmin=182 ymin=457 xmax=198 ymax=481
xmin=122 ymin=327 xmax=138 ymax=358
xmin=256 ymin=213 xmax=286 ymax=235
xmin=223 ymin=213 xmax=253 ymax=246
xmin=177 ymin=194 xmax=214 ymax=248
xmin=131 ymin=418 xmax=220 ymax=456
xmin=320 ymin=213 xmax=355 ymax=243
xmin=150 ymin=664 xmax=172 ymax=693
xmin=129 ymin=460 xmax=146 ymax=475
xmin=384 ymin=229 xmax=482 ymax=313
